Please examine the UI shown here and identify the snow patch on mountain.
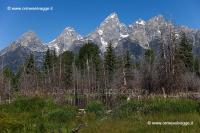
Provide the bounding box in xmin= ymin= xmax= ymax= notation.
xmin=47 ymin=27 xmax=82 ymax=53
xmin=120 ymin=33 xmax=129 ymax=38
xmin=100 ymin=37 xmax=108 ymax=51
xmin=85 ymin=12 xmax=129 ymax=51
xmin=98 ymin=29 xmax=103 ymax=35
xmin=136 ymin=20 xmax=146 ymax=25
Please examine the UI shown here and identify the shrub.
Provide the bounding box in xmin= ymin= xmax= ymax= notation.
xmin=48 ymin=106 xmax=76 ymax=123
xmin=12 ymin=97 xmax=46 ymax=112
xmin=86 ymin=101 xmax=105 ymax=117
xmin=0 ymin=113 xmax=24 ymax=133
xmin=36 ymin=122 xmax=46 ymax=133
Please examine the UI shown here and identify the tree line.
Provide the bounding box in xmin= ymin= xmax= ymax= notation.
xmin=0 ymin=27 xmax=200 ymax=107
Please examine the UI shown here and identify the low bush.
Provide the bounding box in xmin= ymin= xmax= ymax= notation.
xmin=86 ymin=101 xmax=105 ymax=117
xmin=47 ymin=106 xmax=76 ymax=123
xmin=6 ymin=97 xmax=46 ymax=112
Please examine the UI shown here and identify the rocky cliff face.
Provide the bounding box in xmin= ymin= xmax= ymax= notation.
xmin=1 ymin=13 xmax=200 ymax=71
xmin=0 ymin=31 xmax=45 ymax=71
xmin=48 ymin=27 xmax=82 ymax=54
xmin=85 ymin=12 xmax=129 ymax=52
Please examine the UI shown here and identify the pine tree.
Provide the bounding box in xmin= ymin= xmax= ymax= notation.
xmin=104 ymin=43 xmax=116 ymax=82
xmin=177 ymin=32 xmax=194 ymax=72
xmin=193 ymin=56 xmax=200 ymax=75
xmin=62 ymin=51 xmax=74 ymax=87
xmin=124 ymin=50 xmax=132 ymax=70
xmin=25 ymin=53 xmax=35 ymax=74
xmin=144 ymin=49 xmax=155 ymax=65
xmin=123 ymin=50 xmax=132 ymax=86
xmin=142 ymin=49 xmax=155 ymax=93
xmin=78 ymin=43 xmax=102 ymax=95
xmin=43 ymin=49 xmax=53 ymax=73
xmin=3 ymin=68 xmax=15 ymax=103
xmin=78 ymin=43 xmax=101 ymax=75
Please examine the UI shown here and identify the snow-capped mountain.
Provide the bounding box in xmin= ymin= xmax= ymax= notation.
xmin=0 ymin=31 xmax=46 ymax=71
xmin=0 ymin=31 xmax=46 ymax=56
xmin=1 ymin=12 xmax=200 ymax=71
xmin=48 ymin=27 xmax=82 ymax=54
xmin=128 ymin=15 xmax=171 ymax=49
xmin=85 ymin=12 xmax=129 ymax=51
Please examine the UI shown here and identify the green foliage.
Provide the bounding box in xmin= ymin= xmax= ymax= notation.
xmin=143 ymin=98 xmax=198 ymax=114
xmin=86 ymin=101 xmax=105 ymax=117
xmin=177 ymin=32 xmax=194 ymax=72
xmin=3 ymin=68 xmax=14 ymax=78
xmin=3 ymin=68 xmax=19 ymax=90
xmin=43 ymin=49 xmax=57 ymax=73
xmin=112 ymin=98 xmax=199 ymax=119
xmin=48 ymin=106 xmax=76 ymax=123
xmin=78 ymin=43 xmax=101 ymax=75
xmin=144 ymin=49 xmax=155 ymax=64
xmin=25 ymin=53 xmax=36 ymax=74
xmin=36 ymin=122 xmax=46 ymax=133
xmin=61 ymin=51 xmax=74 ymax=86
xmin=124 ymin=50 xmax=132 ymax=70
xmin=112 ymin=100 xmax=142 ymax=119
xmin=0 ymin=97 xmax=77 ymax=132
xmin=193 ymin=56 xmax=200 ymax=75
xmin=0 ymin=97 xmax=200 ymax=133
xmin=9 ymin=97 xmax=45 ymax=112
xmin=104 ymin=43 xmax=116 ymax=81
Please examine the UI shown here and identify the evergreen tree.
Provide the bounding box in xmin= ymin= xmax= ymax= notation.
xmin=78 ymin=43 xmax=101 ymax=71
xmin=193 ymin=56 xmax=200 ymax=75
xmin=62 ymin=51 xmax=74 ymax=87
xmin=123 ymin=50 xmax=133 ymax=86
xmin=43 ymin=49 xmax=53 ymax=73
xmin=52 ymin=49 xmax=57 ymax=66
xmin=144 ymin=49 xmax=155 ymax=65
xmin=124 ymin=50 xmax=132 ymax=70
xmin=3 ymin=68 xmax=14 ymax=79
xmin=104 ymin=43 xmax=116 ymax=82
xmin=3 ymin=68 xmax=18 ymax=89
xmin=3 ymin=68 xmax=18 ymax=101
xmin=177 ymin=32 xmax=194 ymax=72
xmin=142 ymin=49 xmax=155 ymax=93
xmin=25 ymin=53 xmax=36 ymax=74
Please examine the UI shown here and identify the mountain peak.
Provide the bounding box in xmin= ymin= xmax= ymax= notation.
xmin=108 ymin=12 xmax=118 ymax=19
xmin=104 ymin=12 xmax=119 ymax=22
xmin=48 ymin=27 xmax=82 ymax=53
xmin=60 ymin=27 xmax=82 ymax=39
xmin=149 ymin=15 xmax=165 ymax=22
xmin=99 ymin=12 xmax=122 ymax=28
xmin=64 ymin=27 xmax=75 ymax=32
xmin=87 ymin=12 xmax=128 ymax=51
xmin=21 ymin=31 xmax=38 ymax=38
xmin=18 ymin=31 xmax=42 ymax=47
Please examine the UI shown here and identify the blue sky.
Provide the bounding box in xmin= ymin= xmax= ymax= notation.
xmin=0 ymin=0 xmax=200 ymax=49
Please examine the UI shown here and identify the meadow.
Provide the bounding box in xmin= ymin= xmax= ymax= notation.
xmin=0 ymin=97 xmax=200 ymax=133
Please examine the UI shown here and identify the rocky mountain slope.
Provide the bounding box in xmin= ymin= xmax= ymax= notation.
xmin=0 ymin=12 xmax=200 ymax=71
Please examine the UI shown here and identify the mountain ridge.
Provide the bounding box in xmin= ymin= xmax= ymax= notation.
xmin=0 ymin=12 xmax=200 ymax=71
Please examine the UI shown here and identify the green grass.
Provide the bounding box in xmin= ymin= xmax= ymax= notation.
xmin=112 ymin=98 xmax=199 ymax=119
xmin=0 ymin=97 xmax=200 ymax=133
xmin=0 ymin=97 xmax=77 ymax=133
xmin=80 ymin=113 xmax=200 ymax=133
xmin=86 ymin=101 xmax=105 ymax=117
